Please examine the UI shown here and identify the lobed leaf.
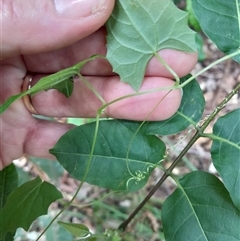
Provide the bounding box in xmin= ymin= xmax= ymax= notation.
xmin=106 ymin=0 xmax=196 ymax=90
xmin=120 ymin=75 xmax=205 ymax=135
xmin=192 ymin=0 xmax=240 ymax=63
xmin=211 ymin=109 xmax=240 ymax=210
xmin=51 ymin=119 xmax=166 ymax=192
xmin=0 ymin=177 xmax=63 ymax=238
xmin=40 ymin=72 xmax=74 ymax=98
xmin=162 ymin=171 xmax=240 ymax=241
xmin=0 ymin=55 xmax=99 ymax=115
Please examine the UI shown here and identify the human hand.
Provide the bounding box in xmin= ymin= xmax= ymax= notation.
xmin=0 ymin=0 xmax=197 ymax=170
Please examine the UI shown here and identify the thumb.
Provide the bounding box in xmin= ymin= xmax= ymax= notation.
xmin=1 ymin=0 xmax=114 ymax=59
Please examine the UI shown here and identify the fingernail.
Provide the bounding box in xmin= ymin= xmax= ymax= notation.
xmin=54 ymin=0 xmax=102 ymax=19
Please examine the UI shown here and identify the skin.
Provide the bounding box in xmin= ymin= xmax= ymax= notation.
xmin=0 ymin=0 xmax=197 ymax=170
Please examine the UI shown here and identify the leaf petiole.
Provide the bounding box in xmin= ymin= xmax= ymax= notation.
xmin=154 ymin=52 xmax=180 ymax=85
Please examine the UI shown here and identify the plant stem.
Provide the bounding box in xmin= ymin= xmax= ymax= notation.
xmin=79 ymin=73 xmax=106 ymax=105
xmin=118 ymin=81 xmax=240 ymax=231
xmin=36 ymin=56 xmax=105 ymax=241
xmin=118 ymin=131 xmax=200 ymax=231
xmin=154 ymin=52 xmax=180 ymax=84
xmin=180 ymin=49 xmax=240 ymax=88
xmin=36 ymin=115 xmax=101 ymax=240
xmin=36 ymin=182 xmax=83 ymax=240
xmin=199 ymin=81 xmax=240 ymax=130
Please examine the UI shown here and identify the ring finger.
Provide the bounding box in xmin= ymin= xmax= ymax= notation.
xmin=30 ymin=74 xmax=182 ymax=121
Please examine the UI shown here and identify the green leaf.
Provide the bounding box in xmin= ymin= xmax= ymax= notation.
xmin=51 ymin=119 xmax=166 ymax=192
xmin=106 ymin=0 xmax=196 ymax=90
xmin=0 ymin=94 xmax=24 ymax=115
xmin=162 ymin=171 xmax=240 ymax=241
xmin=0 ymin=164 xmax=18 ymax=208
xmin=211 ymin=109 xmax=240 ymax=210
xmin=0 ymin=55 xmax=99 ymax=115
xmin=192 ymin=0 xmax=240 ymax=63
xmin=28 ymin=55 xmax=99 ymax=98
xmin=120 ymin=75 xmax=205 ymax=135
xmin=0 ymin=177 xmax=63 ymax=238
xmin=58 ymin=221 xmax=91 ymax=238
xmin=0 ymin=232 xmax=14 ymax=241
xmin=43 ymin=73 xmax=74 ymax=98
xmin=0 ymin=165 xmax=18 ymax=241
xmin=39 ymin=215 xmax=74 ymax=241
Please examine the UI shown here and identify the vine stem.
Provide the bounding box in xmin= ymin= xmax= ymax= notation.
xmin=180 ymin=49 xmax=240 ymax=88
xmin=118 ymin=81 xmax=240 ymax=231
xmin=154 ymin=52 xmax=180 ymax=84
xmin=125 ymin=90 xmax=173 ymax=177
xmin=36 ymin=182 xmax=82 ymax=240
xmin=37 ymin=50 xmax=240 ymax=237
xmin=37 ymin=118 xmax=101 ymax=240
xmin=37 ymin=115 xmax=103 ymax=241
xmin=36 ymin=61 xmax=176 ymax=240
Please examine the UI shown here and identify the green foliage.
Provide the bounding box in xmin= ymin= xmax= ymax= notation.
xmin=0 ymin=177 xmax=62 ymax=239
xmin=162 ymin=171 xmax=240 ymax=241
xmin=58 ymin=221 xmax=91 ymax=238
xmin=0 ymin=164 xmax=18 ymax=208
xmin=48 ymin=76 xmax=74 ymax=98
xmin=173 ymin=0 xmax=181 ymax=4
xmin=0 ymin=164 xmax=18 ymax=241
xmin=186 ymin=0 xmax=201 ymax=31
xmin=106 ymin=0 xmax=196 ymax=90
xmin=121 ymin=75 xmax=205 ymax=135
xmin=1 ymin=0 xmax=240 ymax=240
xmin=0 ymin=55 xmax=99 ymax=114
xmin=211 ymin=109 xmax=240 ymax=210
xmin=50 ymin=119 xmax=166 ymax=192
xmin=58 ymin=221 xmax=123 ymax=241
xmin=192 ymin=0 xmax=240 ymax=63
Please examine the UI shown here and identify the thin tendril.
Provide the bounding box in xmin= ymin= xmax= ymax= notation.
xmin=78 ymin=73 xmax=106 ymax=105
xmin=124 ymin=89 xmax=174 ymax=186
